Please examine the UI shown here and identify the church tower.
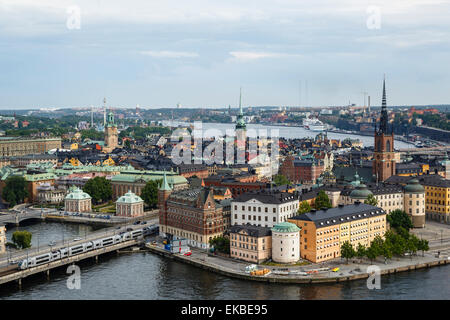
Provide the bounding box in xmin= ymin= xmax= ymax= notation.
xmin=373 ymin=77 xmax=395 ymax=181
xmin=235 ymin=88 xmax=247 ymax=163
xmin=104 ymin=110 xmax=118 ymax=152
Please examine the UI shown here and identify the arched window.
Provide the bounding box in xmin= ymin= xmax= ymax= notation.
xmin=386 ymin=140 xmax=391 ymax=152
xmin=377 ymin=140 xmax=381 ymax=152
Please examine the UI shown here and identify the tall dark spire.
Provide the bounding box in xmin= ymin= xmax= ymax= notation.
xmin=379 ymin=75 xmax=389 ymax=134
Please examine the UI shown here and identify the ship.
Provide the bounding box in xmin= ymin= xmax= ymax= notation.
xmin=302 ymin=118 xmax=326 ymax=132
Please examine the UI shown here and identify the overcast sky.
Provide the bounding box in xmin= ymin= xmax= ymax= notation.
xmin=0 ymin=0 xmax=449 ymax=109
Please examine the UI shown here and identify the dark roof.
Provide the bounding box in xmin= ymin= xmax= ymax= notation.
xmin=289 ymin=203 xmax=385 ymax=228
xmin=233 ymin=191 xmax=298 ymax=204
xmin=386 ymin=174 xmax=450 ymax=188
xmin=230 ymin=223 xmax=272 ymax=237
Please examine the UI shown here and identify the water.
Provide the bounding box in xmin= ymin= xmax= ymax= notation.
xmin=0 ymin=222 xmax=448 ymax=300
xmin=162 ymin=121 xmax=415 ymax=150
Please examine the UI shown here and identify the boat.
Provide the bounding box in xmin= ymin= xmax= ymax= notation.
xmin=302 ymin=118 xmax=326 ymax=132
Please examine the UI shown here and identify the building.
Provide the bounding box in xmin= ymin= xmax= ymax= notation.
xmin=64 ymin=186 xmax=92 ymax=213
xmin=280 ymin=156 xmax=324 ymax=184
xmin=373 ymin=78 xmax=396 ymax=181
xmin=288 ymin=203 xmax=387 ymax=263
xmin=0 ymin=137 xmax=61 ymax=157
xmin=37 ymin=183 xmax=66 ymax=204
xmin=203 ymin=174 xmax=267 ymax=197
xmin=230 ymin=224 xmax=272 ymax=263
xmin=235 ymin=88 xmax=247 ymax=156
xmin=0 ymin=224 xmax=5 ymax=255
xmin=271 ymin=222 xmax=300 ymax=264
xmin=116 ymin=190 xmax=144 ymax=217
xmin=158 ymin=174 xmax=226 ymax=249
xmin=103 ymin=111 xmax=118 ymax=153
xmin=385 ymin=174 xmax=450 ymax=224
xmin=404 ymin=179 xmax=426 ymax=228
xmin=231 ymin=191 xmax=299 ymax=228
xmin=10 ymin=154 xmax=58 ymax=167
xmin=111 ymin=170 xmax=188 ymax=199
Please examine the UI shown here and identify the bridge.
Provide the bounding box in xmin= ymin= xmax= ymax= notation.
xmin=397 ymin=146 xmax=450 ymax=154
xmin=0 ymin=224 xmax=148 ymax=286
xmin=0 ymin=208 xmax=159 ymax=226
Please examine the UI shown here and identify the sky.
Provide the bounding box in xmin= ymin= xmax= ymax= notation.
xmin=0 ymin=0 xmax=449 ymax=109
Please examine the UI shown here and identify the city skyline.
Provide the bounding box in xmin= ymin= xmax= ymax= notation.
xmin=1 ymin=1 xmax=450 ymax=108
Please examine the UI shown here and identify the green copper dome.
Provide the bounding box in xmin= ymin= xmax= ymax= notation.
xmin=271 ymin=222 xmax=300 ymax=233
xmin=116 ymin=190 xmax=143 ymax=204
xmin=404 ymin=179 xmax=424 ymax=194
xmin=65 ymin=186 xmax=91 ymax=200
xmin=350 ymin=183 xmax=373 ymax=199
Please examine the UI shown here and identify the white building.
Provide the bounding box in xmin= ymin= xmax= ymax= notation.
xmin=231 ymin=191 xmax=299 ymax=228
xmin=271 ymin=222 xmax=300 ymax=263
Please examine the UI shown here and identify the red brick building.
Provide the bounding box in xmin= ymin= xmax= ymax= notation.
xmin=203 ymin=174 xmax=268 ymax=197
xmin=280 ymin=156 xmax=324 ymax=184
xmin=158 ymin=174 xmax=226 ymax=249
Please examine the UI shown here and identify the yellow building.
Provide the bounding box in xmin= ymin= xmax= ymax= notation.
xmin=288 ymin=203 xmax=386 ymax=263
xmin=424 ymin=179 xmax=450 ymax=224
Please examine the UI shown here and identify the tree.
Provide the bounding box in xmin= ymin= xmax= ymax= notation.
xmin=417 ymin=239 xmax=429 ymax=257
xmin=209 ymin=236 xmax=230 ymax=254
xmin=2 ymin=176 xmax=29 ymax=207
xmin=314 ymin=190 xmax=332 ymax=209
xmin=381 ymin=240 xmax=393 ymax=261
xmin=365 ymin=244 xmax=378 ymax=263
xmin=12 ymin=231 xmax=32 ymax=249
xmin=406 ymin=234 xmax=419 ymax=258
xmin=340 ymin=241 xmax=355 ymax=263
xmin=387 ymin=209 xmax=413 ymax=232
xmin=140 ymin=180 xmax=161 ymax=209
xmin=82 ymin=177 xmax=112 ymax=204
xmin=364 ymin=194 xmax=378 ymax=206
xmin=355 ymin=243 xmax=366 ymax=262
xmin=298 ymin=201 xmax=312 ymax=214
xmin=273 ymin=174 xmax=290 ymax=186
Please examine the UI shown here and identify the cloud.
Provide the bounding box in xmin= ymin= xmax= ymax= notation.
xmin=228 ymin=51 xmax=302 ymax=61
xmin=140 ymin=50 xmax=199 ymax=58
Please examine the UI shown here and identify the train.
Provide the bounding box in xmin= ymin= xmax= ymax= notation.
xmin=17 ymin=228 xmax=145 ymax=270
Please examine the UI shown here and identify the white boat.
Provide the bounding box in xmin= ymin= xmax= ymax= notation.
xmin=303 ymin=118 xmax=326 ymax=132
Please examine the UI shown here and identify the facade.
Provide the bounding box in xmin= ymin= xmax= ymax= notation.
xmin=158 ymin=175 xmax=226 ymax=249
xmin=271 ymin=222 xmax=300 ymax=264
xmin=373 ymin=79 xmax=396 ymax=181
xmin=64 ymin=186 xmax=92 ymax=213
xmin=11 ymin=154 xmax=58 ymax=167
xmin=231 ymin=191 xmax=299 ymax=228
xmin=230 ymin=224 xmax=272 ymax=263
xmin=280 ymin=156 xmax=324 ymax=184
xmin=288 ymin=203 xmax=387 ymax=263
xmin=0 ymin=224 xmax=5 ymax=255
xmin=37 ymin=183 xmax=66 ymax=204
xmin=0 ymin=137 xmax=61 ymax=157
xmin=404 ymin=179 xmax=426 ymax=228
xmin=116 ymin=190 xmax=144 ymax=217
xmin=111 ymin=170 xmax=188 ymax=199
xmin=103 ymin=112 xmax=118 ymax=153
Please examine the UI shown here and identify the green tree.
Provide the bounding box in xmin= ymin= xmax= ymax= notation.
xmin=340 ymin=241 xmax=355 ymax=263
xmin=381 ymin=240 xmax=393 ymax=261
xmin=12 ymin=231 xmax=32 ymax=249
xmin=2 ymin=176 xmax=29 ymax=207
xmin=209 ymin=236 xmax=230 ymax=254
xmin=140 ymin=180 xmax=161 ymax=209
xmin=314 ymin=190 xmax=332 ymax=209
xmin=298 ymin=201 xmax=312 ymax=214
xmin=406 ymin=234 xmax=419 ymax=258
xmin=82 ymin=177 xmax=112 ymax=204
xmin=273 ymin=174 xmax=290 ymax=186
xmin=417 ymin=238 xmax=429 ymax=257
xmin=355 ymin=243 xmax=366 ymax=262
xmin=364 ymin=194 xmax=378 ymax=206
xmin=365 ymin=244 xmax=378 ymax=263
xmin=387 ymin=209 xmax=413 ymax=232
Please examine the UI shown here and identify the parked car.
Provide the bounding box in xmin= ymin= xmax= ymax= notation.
xmin=184 ymin=252 xmax=192 ymax=256
xmin=73 ymin=237 xmax=82 ymax=242
xmin=48 ymin=241 xmax=56 ymax=246
xmin=133 ymin=221 xmax=141 ymax=225
xmin=126 ymin=228 xmax=133 ymax=232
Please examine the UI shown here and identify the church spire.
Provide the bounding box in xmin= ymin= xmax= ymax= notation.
xmin=239 ymin=87 xmax=243 ymax=115
xmin=379 ymin=75 xmax=389 ymax=134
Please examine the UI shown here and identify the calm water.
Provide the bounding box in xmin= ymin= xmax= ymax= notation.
xmin=0 ymin=222 xmax=448 ymax=300
xmin=163 ymin=121 xmax=415 ymax=150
